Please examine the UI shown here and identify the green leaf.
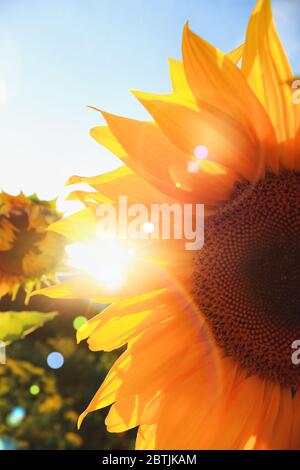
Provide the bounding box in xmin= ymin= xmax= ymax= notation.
xmin=0 ymin=311 xmax=57 ymax=344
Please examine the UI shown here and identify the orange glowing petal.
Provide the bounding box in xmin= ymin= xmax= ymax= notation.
xmin=79 ymin=298 xmax=218 ymax=430
xmin=68 ymin=169 xmax=176 ymax=206
xmin=48 ymin=208 xmax=97 ymax=242
xmin=291 ymin=392 xmax=300 ymax=449
xmin=244 ymin=436 xmax=257 ymax=450
xmin=133 ymin=94 xmax=263 ymax=181
xmin=155 ymin=367 xmax=222 ymax=449
xmin=253 ymin=382 xmax=280 ymax=449
xmin=105 ymin=397 xmax=140 ymax=432
xmin=271 ymin=388 xmax=294 ymax=449
xmin=101 ymin=110 xmax=248 ymax=204
xmin=182 ymin=23 xmax=279 ymax=174
xmin=105 ymin=390 xmax=162 ymax=433
xmin=291 ymin=127 xmax=300 ymax=170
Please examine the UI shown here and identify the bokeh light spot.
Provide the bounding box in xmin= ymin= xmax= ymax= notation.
xmin=73 ymin=316 xmax=87 ymax=331
xmin=6 ymin=407 xmax=26 ymax=427
xmin=187 ymin=160 xmax=200 ymax=173
xmin=29 ymin=384 xmax=40 ymax=396
xmin=0 ymin=436 xmax=18 ymax=450
xmin=47 ymin=352 xmax=64 ymax=369
xmin=194 ymin=145 xmax=208 ymax=159
xmin=142 ymin=221 xmax=154 ymax=234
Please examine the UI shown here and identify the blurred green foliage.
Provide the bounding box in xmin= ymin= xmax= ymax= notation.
xmin=0 ymin=290 xmax=135 ymax=450
xmin=0 ymin=311 xmax=57 ymax=344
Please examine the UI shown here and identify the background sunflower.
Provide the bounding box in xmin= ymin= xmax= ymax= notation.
xmin=0 ymin=192 xmax=65 ymax=300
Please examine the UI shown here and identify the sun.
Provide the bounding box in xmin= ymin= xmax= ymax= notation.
xmin=66 ymin=238 xmax=135 ymax=292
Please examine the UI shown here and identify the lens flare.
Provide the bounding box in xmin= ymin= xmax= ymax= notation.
xmin=66 ymin=238 xmax=135 ymax=291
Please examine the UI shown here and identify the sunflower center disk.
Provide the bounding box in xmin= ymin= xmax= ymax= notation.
xmin=194 ymin=172 xmax=300 ymax=389
xmin=0 ymin=213 xmax=42 ymax=276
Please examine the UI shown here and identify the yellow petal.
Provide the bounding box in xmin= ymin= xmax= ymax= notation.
xmin=78 ymin=351 xmax=132 ymax=428
xmin=66 ymin=190 xmax=113 ymax=205
xmin=168 ymin=58 xmax=195 ymax=98
xmin=132 ymin=87 xmax=198 ymax=111
xmin=131 ymin=44 xmax=244 ymax=114
xmin=105 ymin=397 xmax=140 ymax=432
xmin=68 ymin=167 xmax=175 ymax=206
xmin=48 ymin=208 xmax=97 ymax=242
xmin=87 ymin=310 xmax=151 ymax=352
xmin=90 ymin=125 xmax=127 ymax=158
xmin=242 ymin=0 xmax=296 ymax=169
xmin=77 ymin=288 xmax=168 ymax=350
xmin=67 ymin=165 xmax=133 ymax=187
xmin=105 ymin=390 xmax=162 ymax=433
xmin=138 ymin=58 xmax=198 ymax=110
xmin=226 ymin=44 xmax=244 ymax=64
xmin=31 ymin=276 xmax=116 ymax=303
xmin=136 ymin=425 xmax=157 ymax=450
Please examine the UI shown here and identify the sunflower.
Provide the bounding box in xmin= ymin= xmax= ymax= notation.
xmin=37 ymin=0 xmax=300 ymax=449
xmin=0 ymin=192 xmax=65 ymax=300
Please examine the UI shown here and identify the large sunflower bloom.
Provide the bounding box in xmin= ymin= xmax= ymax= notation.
xmin=38 ymin=0 xmax=300 ymax=449
xmin=0 ymin=192 xmax=65 ymax=299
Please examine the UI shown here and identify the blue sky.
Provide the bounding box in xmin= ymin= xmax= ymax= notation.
xmin=0 ymin=0 xmax=299 ymax=201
